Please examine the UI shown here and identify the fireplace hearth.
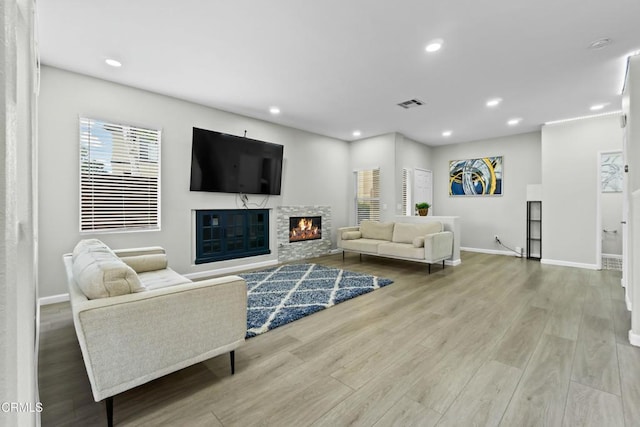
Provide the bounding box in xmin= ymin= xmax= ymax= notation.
xmin=289 ymin=216 xmax=322 ymax=242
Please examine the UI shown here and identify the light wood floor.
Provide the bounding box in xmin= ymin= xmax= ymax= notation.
xmin=38 ymin=252 xmax=640 ymax=426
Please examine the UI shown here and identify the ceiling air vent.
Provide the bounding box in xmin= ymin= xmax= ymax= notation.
xmin=397 ymin=99 xmax=425 ymax=109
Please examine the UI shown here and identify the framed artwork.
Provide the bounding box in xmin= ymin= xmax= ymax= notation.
xmin=601 ymin=152 xmax=623 ymax=193
xmin=449 ymin=156 xmax=503 ymax=196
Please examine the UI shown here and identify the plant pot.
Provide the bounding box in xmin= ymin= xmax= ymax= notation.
xmin=418 ymin=208 xmax=429 ymax=216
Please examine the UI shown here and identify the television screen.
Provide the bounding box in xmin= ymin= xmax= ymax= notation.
xmin=190 ymin=127 xmax=284 ymax=195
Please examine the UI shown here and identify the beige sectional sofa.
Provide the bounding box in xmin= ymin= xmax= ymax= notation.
xmin=63 ymin=239 xmax=247 ymax=426
xmin=338 ymin=220 xmax=454 ymax=272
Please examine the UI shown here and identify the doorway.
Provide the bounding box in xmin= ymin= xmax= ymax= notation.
xmin=597 ymin=150 xmax=624 ymax=271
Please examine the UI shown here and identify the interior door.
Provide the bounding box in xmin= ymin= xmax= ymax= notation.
xmin=414 ymin=168 xmax=433 ymax=215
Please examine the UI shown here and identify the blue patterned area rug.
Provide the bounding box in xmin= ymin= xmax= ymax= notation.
xmin=239 ymin=263 xmax=394 ymax=338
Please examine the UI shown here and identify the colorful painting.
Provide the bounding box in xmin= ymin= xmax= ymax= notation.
xmin=601 ymin=152 xmax=623 ymax=193
xmin=449 ymin=156 xmax=503 ymax=196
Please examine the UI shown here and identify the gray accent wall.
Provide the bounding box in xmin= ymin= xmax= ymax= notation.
xmin=431 ymin=132 xmax=542 ymax=254
xmin=38 ymin=66 xmax=351 ymax=298
xmin=541 ymin=115 xmax=622 ymax=268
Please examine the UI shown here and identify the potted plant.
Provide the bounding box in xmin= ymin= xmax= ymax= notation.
xmin=415 ymin=202 xmax=430 ymax=216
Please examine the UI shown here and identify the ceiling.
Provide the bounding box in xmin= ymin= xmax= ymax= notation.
xmin=37 ymin=0 xmax=640 ymax=146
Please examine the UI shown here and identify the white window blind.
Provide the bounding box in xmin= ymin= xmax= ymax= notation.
xmin=402 ymin=168 xmax=412 ymax=215
xmin=79 ymin=117 xmax=161 ymax=232
xmin=355 ymin=168 xmax=380 ymax=224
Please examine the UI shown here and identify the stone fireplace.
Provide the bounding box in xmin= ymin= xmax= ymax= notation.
xmin=277 ymin=206 xmax=331 ymax=262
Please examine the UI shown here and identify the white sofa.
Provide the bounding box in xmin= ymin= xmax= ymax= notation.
xmin=337 ymin=220 xmax=454 ymax=273
xmin=63 ymin=239 xmax=247 ymax=426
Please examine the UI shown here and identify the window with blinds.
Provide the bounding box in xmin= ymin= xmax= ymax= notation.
xmin=79 ymin=117 xmax=161 ymax=232
xmin=355 ymin=168 xmax=380 ymax=224
xmin=402 ymin=168 xmax=412 ymax=215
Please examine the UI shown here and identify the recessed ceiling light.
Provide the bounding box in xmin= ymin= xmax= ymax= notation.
xmin=590 ymin=104 xmax=605 ymax=111
xmin=425 ymin=39 xmax=443 ymax=53
xmin=588 ymin=38 xmax=612 ymax=50
xmin=105 ymin=58 xmax=122 ymax=67
xmin=442 ymin=130 xmax=452 ymax=137
xmin=507 ymin=118 xmax=522 ymax=126
xmin=269 ymin=106 xmax=280 ymax=115
xmin=352 ymin=130 xmax=362 ymax=137
xmin=486 ymin=98 xmax=502 ymax=107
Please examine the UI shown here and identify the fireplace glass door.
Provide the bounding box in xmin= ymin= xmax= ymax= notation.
xmin=289 ymin=216 xmax=322 ymax=242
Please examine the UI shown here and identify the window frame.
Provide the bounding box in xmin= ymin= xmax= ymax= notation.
xmin=402 ymin=167 xmax=412 ymax=216
xmin=354 ymin=167 xmax=381 ymax=225
xmin=79 ymin=117 xmax=161 ymax=233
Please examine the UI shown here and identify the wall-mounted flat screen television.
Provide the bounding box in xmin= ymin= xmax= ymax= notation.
xmin=190 ymin=127 xmax=284 ymax=195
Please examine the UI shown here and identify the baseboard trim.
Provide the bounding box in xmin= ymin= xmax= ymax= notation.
xmin=446 ymin=259 xmax=462 ymax=266
xmin=461 ymin=247 xmax=522 ymax=257
xmin=540 ymin=258 xmax=599 ymax=270
xmin=185 ymin=260 xmax=279 ymax=281
xmin=39 ymin=293 xmax=70 ymax=306
xmin=629 ymin=330 xmax=640 ymax=347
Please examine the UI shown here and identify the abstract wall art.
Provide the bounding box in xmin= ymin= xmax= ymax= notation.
xmin=601 ymin=152 xmax=623 ymax=193
xmin=449 ymin=156 xmax=503 ymax=196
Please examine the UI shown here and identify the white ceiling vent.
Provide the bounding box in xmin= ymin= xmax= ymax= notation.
xmin=397 ymin=99 xmax=425 ymax=109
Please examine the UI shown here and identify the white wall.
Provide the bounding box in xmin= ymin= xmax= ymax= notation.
xmin=601 ymin=192 xmax=623 ymax=255
xmin=541 ymin=115 xmax=623 ymax=268
xmin=394 ymin=133 xmax=433 ymax=215
xmin=431 ymin=132 xmax=541 ymax=253
xmin=624 ymin=54 xmax=640 ymax=345
xmin=1 ymin=0 xmax=39 ymax=425
xmin=348 ymin=133 xmax=396 ymax=222
xmin=38 ymin=66 xmax=351 ymax=298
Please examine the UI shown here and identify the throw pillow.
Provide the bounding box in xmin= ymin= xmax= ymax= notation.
xmin=413 ymin=236 xmax=425 ymax=248
xmin=72 ymin=239 xmax=144 ymax=299
xmin=120 ymin=254 xmax=168 ymax=273
xmin=360 ymin=220 xmax=395 ymax=241
xmin=342 ymin=231 xmax=362 ymax=240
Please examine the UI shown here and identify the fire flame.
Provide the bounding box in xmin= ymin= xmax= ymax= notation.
xmin=290 ymin=217 xmax=320 ymax=241
xmin=298 ymin=218 xmax=315 ymax=231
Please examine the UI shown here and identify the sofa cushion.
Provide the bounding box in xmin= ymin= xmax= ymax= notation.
xmin=359 ymin=220 xmax=395 ymax=241
xmin=392 ymin=222 xmax=444 ymax=244
xmin=413 ymin=236 xmax=425 ymax=248
xmin=72 ymin=239 xmax=144 ymax=299
xmin=341 ymin=238 xmax=389 ymax=254
xmin=137 ymin=267 xmax=192 ymax=291
xmin=341 ymin=231 xmax=362 ymax=240
xmin=120 ymin=254 xmax=168 ymax=273
xmin=378 ymin=242 xmax=425 ymax=260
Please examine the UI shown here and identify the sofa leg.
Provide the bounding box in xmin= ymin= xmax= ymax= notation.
xmin=106 ymin=396 xmax=113 ymax=427
xmin=359 ymin=253 xmax=362 ymax=262
xmin=428 ymin=264 xmax=431 ymax=274
xmin=230 ymin=350 xmax=235 ymax=375
xmin=442 ymin=260 xmax=445 ymax=269
xmin=342 ymin=251 xmax=345 ymax=261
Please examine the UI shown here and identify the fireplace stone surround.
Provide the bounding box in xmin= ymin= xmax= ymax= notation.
xmin=277 ymin=206 xmax=331 ymax=262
